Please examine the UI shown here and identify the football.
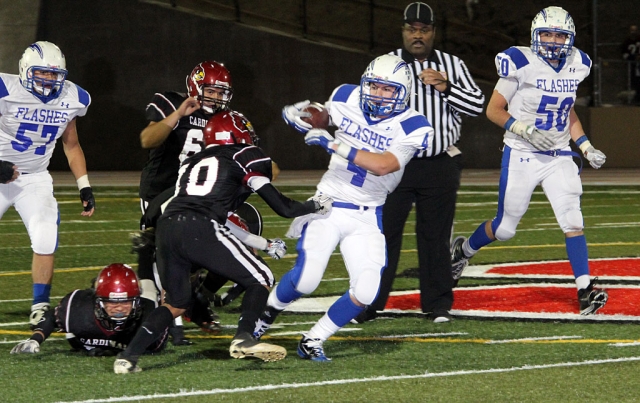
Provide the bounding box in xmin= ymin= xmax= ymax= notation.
xmin=301 ymin=102 xmax=330 ymax=129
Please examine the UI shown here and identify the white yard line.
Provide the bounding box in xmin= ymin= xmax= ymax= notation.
xmin=54 ymin=356 xmax=640 ymax=403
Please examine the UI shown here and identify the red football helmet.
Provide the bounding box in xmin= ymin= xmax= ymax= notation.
xmin=186 ymin=61 xmax=233 ymax=114
xmin=203 ymin=111 xmax=259 ymax=147
xmin=94 ymin=263 xmax=142 ymax=332
xmin=233 ymin=202 xmax=263 ymax=236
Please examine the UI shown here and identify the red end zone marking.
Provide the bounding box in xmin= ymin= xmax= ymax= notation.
xmin=386 ymin=286 xmax=640 ymax=316
xmin=488 ymin=258 xmax=640 ymax=277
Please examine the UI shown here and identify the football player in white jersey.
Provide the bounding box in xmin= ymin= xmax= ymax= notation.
xmin=0 ymin=41 xmax=95 ymax=327
xmin=450 ymin=7 xmax=608 ymax=315
xmin=253 ymin=54 xmax=433 ymax=361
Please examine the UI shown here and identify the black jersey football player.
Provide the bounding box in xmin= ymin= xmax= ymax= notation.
xmin=114 ymin=111 xmax=332 ymax=373
xmin=136 ymin=61 xmax=235 ymax=343
xmin=11 ymin=264 xmax=167 ymax=356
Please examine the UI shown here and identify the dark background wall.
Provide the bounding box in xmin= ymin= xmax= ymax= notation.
xmin=42 ymin=0 xmax=373 ymax=171
xmin=36 ymin=0 xmax=639 ymax=171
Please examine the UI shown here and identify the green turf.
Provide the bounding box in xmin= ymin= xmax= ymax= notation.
xmin=1 ymin=184 xmax=639 ymax=403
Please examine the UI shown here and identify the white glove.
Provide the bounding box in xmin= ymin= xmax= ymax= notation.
xmin=583 ymin=145 xmax=606 ymax=169
xmin=264 ymin=238 xmax=287 ymax=259
xmin=304 ymin=129 xmax=335 ymax=154
xmin=311 ymin=194 xmax=333 ymax=215
xmin=282 ymin=100 xmax=312 ymax=133
xmin=11 ymin=339 xmax=40 ymax=354
xmin=508 ymin=119 xmax=554 ymax=151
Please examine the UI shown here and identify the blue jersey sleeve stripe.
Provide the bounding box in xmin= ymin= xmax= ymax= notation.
xmin=332 ymin=84 xmax=357 ymax=103
xmin=75 ymin=84 xmax=90 ymax=106
xmin=0 ymin=77 xmax=9 ymax=99
xmin=503 ymin=47 xmax=529 ymax=70
xmin=578 ymin=50 xmax=591 ymax=68
xmin=400 ymin=115 xmax=430 ymax=135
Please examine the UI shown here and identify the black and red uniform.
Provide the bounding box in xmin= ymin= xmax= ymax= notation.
xmin=33 ymin=289 xmax=167 ymax=356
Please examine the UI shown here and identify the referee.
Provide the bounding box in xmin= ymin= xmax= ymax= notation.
xmin=356 ymin=2 xmax=485 ymax=323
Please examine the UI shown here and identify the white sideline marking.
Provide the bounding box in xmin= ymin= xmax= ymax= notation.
xmin=55 ymin=356 xmax=640 ymax=403
xmin=0 ymin=322 xmax=31 ymax=327
xmin=379 ymin=332 xmax=468 ymax=338
xmin=610 ymin=342 xmax=640 ymax=347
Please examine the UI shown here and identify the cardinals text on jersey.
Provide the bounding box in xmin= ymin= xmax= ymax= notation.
xmin=0 ymin=73 xmax=90 ymax=173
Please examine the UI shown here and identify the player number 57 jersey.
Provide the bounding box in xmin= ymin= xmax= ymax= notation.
xmin=0 ymin=73 xmax=90 ymax=173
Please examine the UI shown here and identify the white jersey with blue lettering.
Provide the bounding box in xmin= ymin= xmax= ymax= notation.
xmin=494 ymin=46 xmax=591 ymax=152
xmin=0 ymin=73 xmax=91 ymax=173
xmin=318 ymin=84 xmax=432 ymax=206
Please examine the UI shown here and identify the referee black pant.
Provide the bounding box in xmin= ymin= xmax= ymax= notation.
xmin=372 ymin=153 xmax=462 ymax=313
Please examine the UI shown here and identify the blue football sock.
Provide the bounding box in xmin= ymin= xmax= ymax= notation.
xmin=566 ymin=235 xmax=590 ymax=279
xmin=327 ymin=291 xmax=365 ymax=328
xmin=33 ymin=284 xmax=51 ymax=305
xmin=468 ymin=221 xmax=494 ymax=252
xmin=275 ymin=270 xmax=303 ymax=304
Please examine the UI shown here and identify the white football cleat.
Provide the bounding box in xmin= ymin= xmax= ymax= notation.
xmin=114 ymin=358 xmax=142 ymax=374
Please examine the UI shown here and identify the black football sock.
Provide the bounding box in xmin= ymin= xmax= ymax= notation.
xmin=235 ymin=284 xmax=269 ymax=337
xmin=136 ymin=246 xmax=155 ymax=281
xmin=119 ymin=305 xmax=174 ymax=363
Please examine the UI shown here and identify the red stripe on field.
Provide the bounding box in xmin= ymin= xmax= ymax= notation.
xmin=386 ymin=287 xmax=640 ymax=316
xmin=487 ymin=258 xmax=640 ymax=277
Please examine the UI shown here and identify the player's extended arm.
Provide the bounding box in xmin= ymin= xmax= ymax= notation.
xmin=226 ymin=219 xmax=287 ymax=259
xmin=569 ymin=108 xmax=606 ymax=169
xmin=10 ymin=309 xmax=57 ymax=354
xmin=245 ymin=175 xmax=331 ymax=217
xmin=62 ymin=119 xmax=95 ymax=216
xmin=486 ymin=90 xmax=554 ymax=151
xmin=304 ymin=129 xmax=400 ymax=175
xmin=140 ymin=97 xmax=200 ymax=148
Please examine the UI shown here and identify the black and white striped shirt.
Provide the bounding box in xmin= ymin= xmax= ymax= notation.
xmin=391 ymin=48 xmax=485 ymax=158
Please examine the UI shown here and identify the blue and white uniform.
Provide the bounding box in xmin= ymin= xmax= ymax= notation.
xmin=273 ymin=83 xmax=432 ymax=338
xmin=491 ymin=46 xmax=590 ymax=240
xmin=0 ymin=73 xmax=90 ymax=254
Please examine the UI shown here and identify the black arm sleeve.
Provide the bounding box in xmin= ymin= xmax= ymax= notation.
xmin=31 ymin=309 xmax=57 ymax=342
xmin=256 ymin=183 xmax=316 ymax=218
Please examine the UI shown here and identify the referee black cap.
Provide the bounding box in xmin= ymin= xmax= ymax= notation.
xmin=403 ymin=2 xmax=435 ymax=26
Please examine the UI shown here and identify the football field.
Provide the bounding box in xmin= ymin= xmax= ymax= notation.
xmin=1 ymin=171 xmax=639 ymax=402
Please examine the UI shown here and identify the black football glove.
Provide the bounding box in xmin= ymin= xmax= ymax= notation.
xmin=79 ymin=187 xmax=95 ymax=212
xmin=0 ymin=160 xmax=15 ymax=184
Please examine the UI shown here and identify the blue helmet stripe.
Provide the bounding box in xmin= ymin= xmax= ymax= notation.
xmin=29 ymin=43 xmax=44 ymax=59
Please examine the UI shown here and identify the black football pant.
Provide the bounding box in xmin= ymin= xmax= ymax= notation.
xmin=371 ymin=154 xmax=462 ymax=313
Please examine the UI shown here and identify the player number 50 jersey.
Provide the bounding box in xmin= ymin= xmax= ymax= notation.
xmin=494 ymin=46 xmax=591 ymax=151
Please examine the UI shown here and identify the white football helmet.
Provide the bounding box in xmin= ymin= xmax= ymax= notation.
xmin=19 ymin=41 xmax=68 ymax=102
xmin=359 ymin=54 xmax=412 ymax=118
xmin=531 ymin=6 xmax=575 ymax=61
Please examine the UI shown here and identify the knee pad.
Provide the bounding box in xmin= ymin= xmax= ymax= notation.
xmin=559 ymin=208 xmax=584 ymax=233
xmin=351 ymin=269 xmax=381 ymax=306
xmin=492 ymin=218 xmax=516 ymax=242
xmin=29 ymin=218 xmax=58 ymax=255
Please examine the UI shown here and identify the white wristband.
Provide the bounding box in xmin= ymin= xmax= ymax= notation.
xmin=335 ymin=142 xmax=352 ymax=160
xmin=507 ymin=119 xmax=532 ymax=137
xmin=76 ymin=174 xmax=91 ymax=190
xmin=578 ymin=139 xmax=592 ymax=154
